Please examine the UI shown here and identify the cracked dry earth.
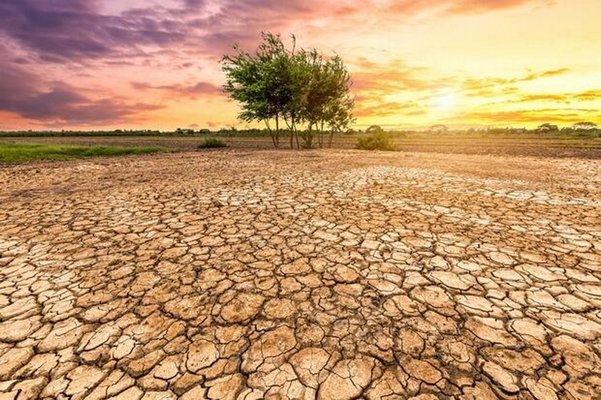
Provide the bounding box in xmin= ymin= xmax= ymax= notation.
xmin=0 ymin=150 xmax=600 ymax=400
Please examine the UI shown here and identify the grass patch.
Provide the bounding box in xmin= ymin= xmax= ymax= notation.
xmin=0 ymin=143 xmax=172 ymax=164
xmin=356 ymin=132 xmax=397 ymax=151
xmin=197 ymin=138 xmax=228 ymax=149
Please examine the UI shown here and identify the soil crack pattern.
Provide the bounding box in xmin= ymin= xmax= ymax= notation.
xmin=0 ymin=150 xmax=600 ymax=399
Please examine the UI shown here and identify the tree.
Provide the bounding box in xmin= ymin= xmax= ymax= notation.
xmin=222 ymin=33 xmax=293 ymax=148
xmin=536 ymin=123 xmax=559 ymax=133
xmin=299 ymin=50 xmax=354 ymax=148
xmin=572 ymin=121 xmax=598 ymax=130
xmin=221 ymin=33 xmax=354 ymax=149
xmin=429 ymin=124 xmax=449 ymax=133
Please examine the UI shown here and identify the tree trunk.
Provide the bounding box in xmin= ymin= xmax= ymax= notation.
xmin=319 ymin=122 xmax=325 ymax=148
xmin=289 ymin=119 xmax=295 ymax=149
xmin=275 ymin=114 xmax=280 ymax=148
xmin=285 ymin=116 xmax=294 ymax=150
xmin=265 ymin=120 xmax=276 ymax=148
xmin=306 ymin=126 xmax=313 ymax=149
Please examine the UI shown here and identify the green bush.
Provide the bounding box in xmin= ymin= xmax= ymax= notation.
xmin=356 ymin=132 xmax=397 ymax=151
xmin=197 ymin=138 xmax=228 ymax=149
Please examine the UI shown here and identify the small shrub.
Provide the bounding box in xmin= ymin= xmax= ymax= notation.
xmin=356 ymin=132 xmax=397 ymax=151
xmin=197 ymin=138 xmax=228 ymax=149
xmin=366 ymin=125 xmax=384 ymax=134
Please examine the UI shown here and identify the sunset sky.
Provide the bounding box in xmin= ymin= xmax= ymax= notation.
xmin=0 ymin=0 xmax=599 ymax=130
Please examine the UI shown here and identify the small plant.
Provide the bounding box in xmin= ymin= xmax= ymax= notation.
xmin=356 ymin=132 xmax=397 ymax=151
xmin=197 ymin=138 xmax=228 ymax=149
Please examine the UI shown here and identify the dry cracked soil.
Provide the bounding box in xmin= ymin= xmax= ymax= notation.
xmin=0 ymin=149 xmax=600 ymax=400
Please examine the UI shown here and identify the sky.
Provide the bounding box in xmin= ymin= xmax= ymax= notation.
xmin=0 ymin=0 xmax=599 ymax=131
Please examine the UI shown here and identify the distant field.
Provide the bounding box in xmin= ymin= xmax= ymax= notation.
xmin=0 ymin=143 xmax=172 ymax=163
xmin=1 ymin=133 xmax=600 ymax=158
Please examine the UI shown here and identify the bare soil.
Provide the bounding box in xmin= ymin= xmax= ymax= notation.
xmin=1 ymin=150 xmax=600 ymax=399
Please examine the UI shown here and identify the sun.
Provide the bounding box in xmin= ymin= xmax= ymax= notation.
xmin=433 ymin=93 xmax=458 ymax=112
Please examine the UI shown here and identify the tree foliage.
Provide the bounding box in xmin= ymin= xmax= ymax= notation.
xmin=572 ymin=121 xmax=598 ymax=130
xmin=536 ymin=123 xmax=559 ymax=133
xmin=221 ymin=33 xmax=354 ymax=149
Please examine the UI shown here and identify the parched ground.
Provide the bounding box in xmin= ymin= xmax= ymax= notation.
xmin=3 ymin=134 xmax=601 ymax=158
xmin=0 ymin=150 xmax=600 ymax=400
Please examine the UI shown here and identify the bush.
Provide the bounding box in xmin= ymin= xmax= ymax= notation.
xmin=197 ymin=138 xmax=228 ymax=149
xmin=356 ymin=132 xmax=397 ymax=151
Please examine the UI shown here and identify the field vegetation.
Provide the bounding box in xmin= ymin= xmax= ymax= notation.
xmin=0 ymin=143 xmax=172 ymax=163
xmin=1 ymin=131 xmax=600 ymax=159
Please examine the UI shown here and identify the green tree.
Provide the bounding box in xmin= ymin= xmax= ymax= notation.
xmin=536 ymin=123 xmax=559 ymax=133
xmin=221 ymin=33 xmax=354 ymax=149
xmin=222 ymin=33 xmax=293 ymax=147
xmin=301 ymin=50 xmax=354 ymax=148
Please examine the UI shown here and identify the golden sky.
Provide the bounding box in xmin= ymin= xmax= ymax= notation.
xmin=0 ymin=0 xmax=599 ymax=130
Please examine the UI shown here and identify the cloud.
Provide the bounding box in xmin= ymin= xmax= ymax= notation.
xmin=447 ymin=0 xmax=549 ymax=13
xmin=462 ymin=68 xmax=569 ymax=93
xmin=452 ymin=107 xmax=599 ymax=124
xmin=355 ymin=100 xmax=426 ymax=117
xmin=12 ymin=87 xmax=160 ymax=124
xmin=132 ymin=81 xmax=222 ymax=98
xmin=515 ymin=89 xmax=601 ymax=104
xmin=349 ymin=63 xmax=580 ymax=121
xmin=385 ymin=0 xmax=548 ymax=15
xmin=0 ymin=0 xmax=329 ymax=63
xmin=572 ymin=90 xmax=601 ymax=102
xmin=0 ymin=60 xmax=160 ymax=125
xmin=0 ymin=0 xmax=552 ymax=63
xmin=352 ymin=59 xmax=446 ymax=95
xmin=0 ymin=0 xmax=189 ymax=62
xmin=518 ymin=94 xmax=570 ymax=103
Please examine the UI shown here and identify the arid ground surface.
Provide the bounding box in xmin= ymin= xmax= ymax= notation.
xmin=2 ymin=134 xmax=601 ymax=158
xmin=0 ymin=150 xmax=600 ymax=399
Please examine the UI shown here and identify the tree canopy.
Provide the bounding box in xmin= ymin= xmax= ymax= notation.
xmin=221 ymin=33 xmax=354 ymax=149
xmin=536 ymin=123 xmax=559 ymax=133
xmin=572 ymin=121 xmax=598 ymax=130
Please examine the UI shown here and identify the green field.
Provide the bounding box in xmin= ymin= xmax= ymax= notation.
xmin=0 ymin=143 xmax=173 ymax=163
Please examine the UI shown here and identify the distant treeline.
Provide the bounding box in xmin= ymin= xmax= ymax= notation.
xmin=1 ymin=125 xmax=599 ymax=138
xmin=0 ymin=129 xmax=165 ymax=137
xmin=0 ymin=128 xmax=273 ymax=137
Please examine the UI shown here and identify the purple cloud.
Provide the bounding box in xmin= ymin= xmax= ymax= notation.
xmin=132 ymin=81 xmax=222 ymax=98
xmin=0 ymin=0 xmax=550 ymax=63
xmin=0 ymin=0 xmax=189 ymax=61
xmin=0 ymin=0 xmax=339 ymax=63
xmin=0 ymin=60 xmax=160 ymax=125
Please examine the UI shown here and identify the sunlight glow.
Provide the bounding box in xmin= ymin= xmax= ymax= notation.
xmin=432 ymin=93 xmax=459 ymax=113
